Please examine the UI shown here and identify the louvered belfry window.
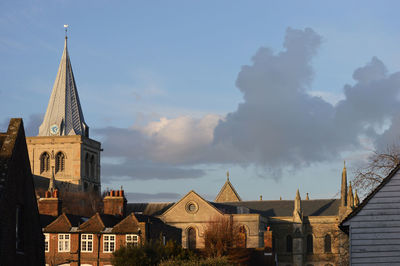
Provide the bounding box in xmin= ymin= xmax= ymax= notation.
xmin=55 ymin=152 xmax=65 ymax=173
xmin=40 ymin=152 xmax=50 ymax=173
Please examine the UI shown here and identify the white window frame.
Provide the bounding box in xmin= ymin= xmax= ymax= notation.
xmin=126 ymin=234 xmax=139 ymax=246
xmin=44 ymin=233 xmax=50 ymax=252
xmin=81 ymin=234 xmax=93 ymax=252
xmin=103 ymin=234 xmax=116 ymax=253
xmin=58 ymin=234 xmax=70 ymax=252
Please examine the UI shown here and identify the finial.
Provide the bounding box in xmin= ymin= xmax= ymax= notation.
xmin=280 ymin=196 xmax=282 ymax=200
xmin=64 ymin=24 xmax=69 ymax=39
xmin=226 ymin=171 xmax=229 ymax=181
xmin=344 ymin=160 xmax=346 ymax=169
xmin=260 ymin=195 xmax=263 ymax=201
xmin=306 ymin=192 xmax=309 ymax=200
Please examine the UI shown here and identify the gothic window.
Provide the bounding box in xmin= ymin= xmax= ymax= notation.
xmin=324 ymin=234 xmax=332 ymax=253
xmin=286 ymin=235 xmax=293 ymax=253
xmin=90 ymin=155 xmax=95 ymax=179
xmin=307 ymin=234 xmax=313 ymax=253
xmin=187 ymin=227 xmax=196 ymax=250
xmin=40 ymin=152 xmax=50 ymax=173
xmin=238 ymin=225 xmax=247 ymax=248
xmin=85 ymin=153 xmax=89 ymax=178
xmin=55 ymin=152 xmax=65 ymax=173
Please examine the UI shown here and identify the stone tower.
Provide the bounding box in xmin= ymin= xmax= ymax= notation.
xmin=27 ymin=34 xmax=101 ymax=193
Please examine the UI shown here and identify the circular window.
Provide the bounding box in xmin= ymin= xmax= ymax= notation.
xmin=186 ymin=201 xmax=198 ymax=213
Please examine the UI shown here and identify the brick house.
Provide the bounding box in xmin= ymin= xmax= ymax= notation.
xmin=39 ymin=189 xmax=181 ymax=266
xmin=0 ymin=118 xmax=44 ymax=265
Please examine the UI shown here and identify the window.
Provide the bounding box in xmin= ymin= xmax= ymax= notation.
xmin=187 ymin=227 xmax=196 ymax=250
xmin=126 ymin=234 xmax=139 ymax=246
xmin=103 ymin=235 xmax=115 ymax=253
xmin=81 ymin=234 xmax=93 ymax=252
xmin=55 ymin=152 xmax=65 ymax=173
xmin=286 ymin=235 xmax=293 ymax=252
xmin=324 ymin=234 xmax=331 ymax=253
xmin=58 ymin=234 xmax=70 ymax=252
xmin=307 ymin=234 xmax=313 ymax=253
xmin=45 ymin=233 xmax=49 ymax=252
xmin=238 ymin=226 xmax=247 ymax=248
xmin=40 ymin=152 xmax=50 ymax=173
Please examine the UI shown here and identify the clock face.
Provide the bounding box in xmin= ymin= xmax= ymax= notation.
xmin=50 ymin=124 xmax=59 ymax=135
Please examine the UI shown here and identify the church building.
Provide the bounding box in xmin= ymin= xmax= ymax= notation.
xmin=26 ymin=34 xmax=101 ymax=193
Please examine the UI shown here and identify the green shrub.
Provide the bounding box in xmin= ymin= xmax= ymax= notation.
xmin=112 ymin=240 xmax=193 ymax=266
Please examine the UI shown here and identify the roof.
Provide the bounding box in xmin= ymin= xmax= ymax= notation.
xmin=38 ymin=36 xmax=88 ymax=137
xmin=212 ymin=199 xmax=341 ymax=216
xmin=340 ymin=163 xmax=400 ymax=229
xmin=127 ymin=202 xmax=174 ymax=216
xmin=215 ymin=178 xmax=242 ymax=203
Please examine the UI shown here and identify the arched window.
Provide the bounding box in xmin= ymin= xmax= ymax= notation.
xmin=324 ymin=234 xmax=331 ymax=253
xmin=238 ymin=225 xmax=247 ymax=248
xmin=307 ymin=234 xmax=313 ymax=253
xmin=90 ymin=155 xmax=95 ymax=179
xmin=85 ymin=153 xmax=89 ymax=178
xmin=286 ymin=235 xmax=293 ymax=252
xmin=187 ymin=227 xmax=196 ymax=250
xmin=55 ymin=152 xmax=65 ymax=173
xmin=40 ymin=152 xmax=50 ymax=173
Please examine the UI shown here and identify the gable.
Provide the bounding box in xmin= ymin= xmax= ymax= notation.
xmin=44 ymin=213 xmax=72 ymax=232
xmin=79 ymin=213 xmax=105 ymax=232
xmin=161 ymin=190 xmax=223 ymax=223
xmin=215 ymin=180 xmax=242 ymax=203
xmin=112 ymin=213 xmax=141 ymax=233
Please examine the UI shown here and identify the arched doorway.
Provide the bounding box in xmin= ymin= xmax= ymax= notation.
xmin=187 ymin=227 xmax=196 ymax=250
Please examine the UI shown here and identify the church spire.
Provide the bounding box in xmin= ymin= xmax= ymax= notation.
xmin=340 ymin=161 xmax=348 ymax=207
xmin=354 ymin=189 xmax=360 ymax=207
xmin=293 ymin=189 xmax=303 ymax=223
xmin=38 ymin=29 xmax=89 ymax=137
xmin=348 ymin=181 xmax=354 ymax=208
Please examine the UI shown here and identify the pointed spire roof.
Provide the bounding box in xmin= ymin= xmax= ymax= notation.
xmin=341 ymin=161 xmax=348 ymax=207
xmin=215 ymin=172 xmax=242 ymax=203
xmin=38 ymin=35 xmax=88 ymax=137
xmin=348 ymin=181 xmax=354 ymax=208
xmin=293 ymin=189 xmax=303 ymax=223
xmin=354 ymin=189 xmax=360 ymax=207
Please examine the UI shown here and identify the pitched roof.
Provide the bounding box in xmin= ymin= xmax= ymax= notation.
xmin=112 ymin=213 xmax=141 ymax=233
xmin=214 ymin=199 xmax=341 ymax=216
xmin=215 ymin=177 xmax=241 ymax=203
xmin=44 ymin=213 xmax=72 ymax=232
xmin=340 ymin=164 xmax=400 ymax=229
xmin=126 ymin=203 xmax=174 ymax=216
xmin=38 ymin=36 xmax=88 ymax=137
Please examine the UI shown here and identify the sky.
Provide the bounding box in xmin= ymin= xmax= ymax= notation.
xmin=2 ymin=0 xmax=400 ymax=202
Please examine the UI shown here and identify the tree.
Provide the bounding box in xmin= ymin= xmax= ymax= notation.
xmin=353 ymin=144 xmax=400 ymax=196
xmin=203 ymin=216 xmax=250 ymax=263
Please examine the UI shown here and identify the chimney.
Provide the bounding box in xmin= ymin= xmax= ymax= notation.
xmin=103 ymin=189 xmax=127 ymax=216
xmin=38 ymin=189 xmax=62 ymax=216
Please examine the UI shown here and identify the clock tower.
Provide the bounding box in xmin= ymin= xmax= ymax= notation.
xmin=26 ymin=34 xmax=101 ymax=193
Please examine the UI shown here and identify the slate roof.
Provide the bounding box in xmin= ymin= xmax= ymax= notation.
xmin=216 ymin=199 xmax=341 ymax=216
xmin=38 ymin=36 xmax=88 ymax=137
xmin=128 ymin=198 xmax=340 ymax=217
xmin=127 ymin=203 xmax=174 ymax=216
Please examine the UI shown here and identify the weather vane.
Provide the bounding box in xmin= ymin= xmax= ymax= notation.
xmin=64 ymin=24 xmax=69 ymax=38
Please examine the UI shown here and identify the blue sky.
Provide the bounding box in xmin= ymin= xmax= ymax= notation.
xmin=2 ymin=0 xmax=400 ymax=202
